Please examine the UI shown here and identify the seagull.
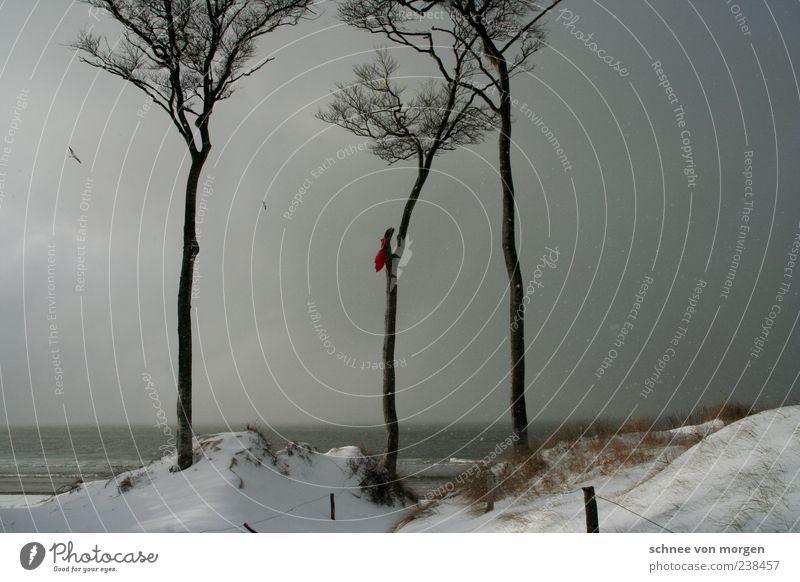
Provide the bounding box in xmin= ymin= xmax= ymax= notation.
xmin=68 ymin=147 xmax=82 ymax=164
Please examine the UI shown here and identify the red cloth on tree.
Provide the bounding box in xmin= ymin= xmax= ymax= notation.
xmin=374 ymin=239 xmax=386 ymax=272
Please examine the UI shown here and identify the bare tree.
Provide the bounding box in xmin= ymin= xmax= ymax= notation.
xmin=72 ymin=0 xmax=312 ymax=470
xmin=445 ymin=0 xmax=564 ymax=451
xmin=340 ymin=0 xmax=563 ymax=451
xmin=319 ymin=47 xmax=493 ymax=477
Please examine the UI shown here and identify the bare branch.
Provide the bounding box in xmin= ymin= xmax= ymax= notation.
xmin=73 ymin=0 xmax=313 ymax=153
xmin=319 ymin=48 xmax=494 ymax=167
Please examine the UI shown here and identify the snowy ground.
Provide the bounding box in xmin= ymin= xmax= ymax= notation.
xmin=0 ymin=432 xmax=409 ymax=532
xmin=2 ymin=407 xmax=798 ymax=533
xmin=399 ymin=407 xmax=800 ymax=532
xmin=0 ymin=494 xmax=49 ymax=508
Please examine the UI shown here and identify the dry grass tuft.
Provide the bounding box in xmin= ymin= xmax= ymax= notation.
xmin=453 ymin=448 xmax=548 ymax=508
xmin=696 ymin=401 xmax=759 ymax=424
xmin=400 ymin=401 xmax=766 ymax=529
xmin=480 ymin=408 xmax=731 ymax=500
xmin=56 ymin=478 xmax=83 ymax=495
xmin=389 ymin=500 xmax=439 ymax=532
xmin=117 ymin=475 xmax=135 ymax=494
xmin=238 ymin=423 xmax=289 ymax=475
xmin=347 ymin=448 xmax=418 ymax=507
xmin=653 ymin=401 xmax=760 ymax=431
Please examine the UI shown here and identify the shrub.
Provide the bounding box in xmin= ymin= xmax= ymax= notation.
xmin=240 ymin=422 xmax=288 ymax=474
xmin=650 ymin=401 xmax=761 ymax=431
xmin=347 ymin=449 xmax=418 ymax=506
xmin=55 ymin=479 xmax=83 ymax=495
xmin=696 ymin=401 xmax=758 ymax=424
xmin=117 ymin=475 xmax=134 ymax=494
xmin=455 ymin=449 xmax=547 ymax=508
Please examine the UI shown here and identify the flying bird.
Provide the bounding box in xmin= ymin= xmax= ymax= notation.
xmin=262 ymin=201 xmax=267 ymax=211
xmin=67 ymin=147 xmax=82 ymax=164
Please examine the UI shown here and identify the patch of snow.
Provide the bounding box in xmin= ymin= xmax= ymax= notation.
xmin=399 ymin=407 xmax=800 ymax=533
xmin=0 ymin=431 xmax=409 ymax=533
xmin=0 ymin=494 xmax=49 ymax=509
xmin=666 ymin=418 xmax=725 ymax=438
xmin=325 ymin=446 xmax=363 ymax=459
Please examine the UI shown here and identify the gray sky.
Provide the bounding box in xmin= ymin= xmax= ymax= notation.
xmin=0 ymin=1 xmax=799 ymax=432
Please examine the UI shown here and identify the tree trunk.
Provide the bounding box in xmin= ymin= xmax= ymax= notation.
xmin=379 ymin=164 xmax=430 ymax=478
xmin=497 ymin=65 xmax=529 ymax=452
xmin=380 ymin=230 xmax=399 ymax=477
xmin=176 ymin=150 xmax=208 ymax=470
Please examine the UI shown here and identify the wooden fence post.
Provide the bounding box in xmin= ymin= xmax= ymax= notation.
xmin=485 ymin=473 xmax=498 ymax=513
xmin=330 ymin=493 xmax=336 ymax=520
xmin=582 ymin=486 xmax=599 ymax=533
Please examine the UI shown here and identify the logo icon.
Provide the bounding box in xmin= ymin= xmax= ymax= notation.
xmin=20 ymin=542 xmax=45 ymax=570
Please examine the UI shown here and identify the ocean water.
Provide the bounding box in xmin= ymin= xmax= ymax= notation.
xmin=0 ymin=423 xmax=557 ymax=496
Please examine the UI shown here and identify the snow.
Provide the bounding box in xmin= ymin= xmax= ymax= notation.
xmin=666 ymin=418 xmax=725 ymax=438
xmin=3 ymin=407 xmax=798 ymax=533
xmin=325 ymin=446 xmax=363 ymax=459
xmin=0 ymin=494 xmax=49 ymax=509
xmin=0 ymin=431 xmax=409 ymax=533
xmin=399 ymin=407 xmax=800 ymax=533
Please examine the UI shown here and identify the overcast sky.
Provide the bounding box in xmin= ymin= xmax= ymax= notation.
xmin=0 ymin=1 xmax=799 ymax=433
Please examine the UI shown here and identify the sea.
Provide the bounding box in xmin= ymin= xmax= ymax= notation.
xmin=0 ymin=423 xmax=561 ymax=498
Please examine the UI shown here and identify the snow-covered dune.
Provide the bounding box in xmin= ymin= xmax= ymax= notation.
xmin=400 ymin=406 xmax=800 ymax=533
xmin=4 ymin=408 xmax=798 ymax=533
xmin=0 ymin=432 xmax=408 ymax=533
xmin=615 ymin=406 xmax=800 ymax=532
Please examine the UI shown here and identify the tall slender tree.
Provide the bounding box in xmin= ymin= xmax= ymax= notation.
xmin=319 ymin=46 xmax=493 ymax=476
xmin=72 ymin=0 xmax=313 ymax=469
xmin=341 ymin=0 xmax=563 ymax=451
xmin=443 ymin=0 xmax=565 ymax=450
